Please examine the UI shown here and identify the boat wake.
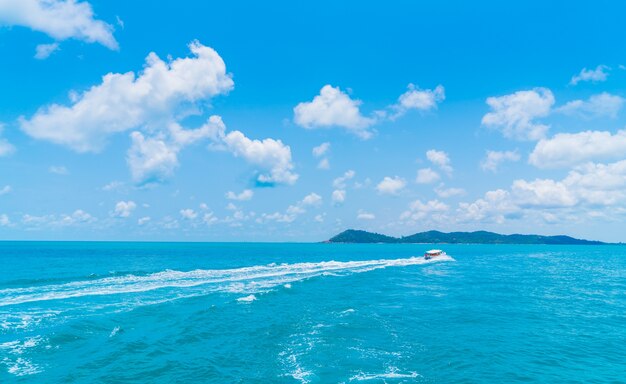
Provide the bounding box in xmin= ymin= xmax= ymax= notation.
xmin=0 ymin=255 xmax=452 ymax=331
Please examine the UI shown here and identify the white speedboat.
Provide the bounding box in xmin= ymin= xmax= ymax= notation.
xmin=424 ymin=249 xmax=446 ymax=260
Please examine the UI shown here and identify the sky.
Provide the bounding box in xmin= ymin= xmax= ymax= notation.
xmin=1 ymin=0 xmax=626 ymax=242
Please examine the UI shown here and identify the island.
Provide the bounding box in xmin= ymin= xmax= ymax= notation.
xmin=326 ymin=229 xmax=605 ymax=245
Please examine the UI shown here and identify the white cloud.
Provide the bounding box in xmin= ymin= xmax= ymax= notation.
xmin=557 ymin=93 xmax=624 ymax=118
xmin=357 ymin=210 xmax=375 ymax=220
xmin=34 ymin=42 xmax=59 ymax=59
xmin=226 ymin=189 xmax=254 ymax=201
xmin=0 ymin=0 xmax=118 ymax=49
xmin=317 ymin=158 xmax=330 ymax=170
xmin=127 ymin=131 xmax=178 ymax=183
xmin=458 ymin=159 xmax=626 ymax=224
xmin=138 ymin=216 xmax=151 ymax=225
xmin=113 ymin=200 xmax=136 ymax=217
xmin=312 ymin=142 xmax=330 ymax=157
xmin=435 ymin=185 xmax=465 ymax=198
xmin=126 ymin=116 xmax=229 ymax=184
xmin=0 ymin=139 xmax=14 ymax=156
xmin=529 ymin=129 xmax=626 ymax=169
xmin=400 ymin=199 xmax=449 ymax=221
xmin=102 ymin=181 xmax=123 ymax=191
xmin=312 ymin=142 xmax=331 ymax=169
xmin=0 ymin=214 xmax=9 ymax=226
xmin=481 ymin=150 xmax=520 ymax=172
xmin=20 ymin=209 xmax=95 ymax=228
xmin=0 ymin=123 xmax=15 ymax=157
xmin=21 ymin=41 xmax=234 ymax=152
xmin=333 ymin=170 xmax=355 ymax=189
xmin=49 ymin=165 xmax=69 ymax=175
xmin=376 ymin=176 xmax=406 ymax=195
xmin=294 ymin=84 xmax=446 ymax=138
xmin=294 ymin=85 xmax=376 ymax=139
xmin=390 ymin=84 xmax=445 ymax=118
xmin=180 ymin=208 xmax=197 ymax=220
xmin=60 ymin=209 xmax=94 ymax=225
xmin=314 ymin=214 xmax=325 ymax=223
xmin=332 ymin=189 xmax=346 ymax=204
xmin=416 ymin=168 xmax=440 ymax=184
xmin=570 ymin=65 xmax=610 ymax=85
xmin=426 ymin=149 xmax=452 ymax=174
xmin=0 ymin=185 xmax=11 ymax=195
xmin=482 ymin=88 xmax=554 ymax=140
xmin=222 ymin=130 xmax=298 ymax=185
xmin=258 ymin=212 xmax=296 ymax=223
xmin=512 ymin=179 xmax=578 ymax=208
xmin=203 ymin=212 xmax=218 ymax=225
xmin=302 ymin=192 xmax=322 ymax=206
xmin=457 ymin=189 xmax=517 ymax=224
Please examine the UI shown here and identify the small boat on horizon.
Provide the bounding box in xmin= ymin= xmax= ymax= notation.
xmin=424 ymin=249 xmax=446 ymax=260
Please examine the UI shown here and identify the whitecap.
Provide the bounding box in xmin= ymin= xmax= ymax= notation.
xmin=237 ymin=294 xmax=257 ymax=303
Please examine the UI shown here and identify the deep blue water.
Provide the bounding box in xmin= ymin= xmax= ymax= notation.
xmin=0 ymin=242 xmax=625 ymax=383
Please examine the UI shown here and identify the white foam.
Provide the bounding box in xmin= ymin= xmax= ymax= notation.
xmin=109 ymin=326 xmax=121 ymax=338
xmin=0 ymin=255 xmax=452 ymax=317
xmin=237 ymin=294 xmax=257 ymax=303
xmin=350 ymin=368 xmax=421 ymax=381
xmin=284 ymin=283 xmax=292 ymax=289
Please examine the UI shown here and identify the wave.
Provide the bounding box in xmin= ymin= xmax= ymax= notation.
xmin=0 ymin=255 xmax=452 ymax=308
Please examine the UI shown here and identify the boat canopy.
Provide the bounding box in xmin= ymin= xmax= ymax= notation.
xmin=425 ymin=249 xmax=443 ymax=255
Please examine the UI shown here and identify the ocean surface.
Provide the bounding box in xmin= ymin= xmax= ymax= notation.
xmin=0 ymin=242 xmax=625 ymax=383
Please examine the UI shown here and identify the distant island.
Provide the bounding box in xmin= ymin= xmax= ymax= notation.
xmin=326 ymin=229 xmax=605 ymax=245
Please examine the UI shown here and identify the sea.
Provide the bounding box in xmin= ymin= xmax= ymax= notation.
xmin=0 ymin=242 xmax=624 ymax=383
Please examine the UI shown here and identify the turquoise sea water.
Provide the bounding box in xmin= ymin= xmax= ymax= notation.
xmin=0 ymin=242 xmax=625 ymax=383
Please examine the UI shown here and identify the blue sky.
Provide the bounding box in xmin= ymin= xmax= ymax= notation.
xmin=1 ymin=0 xmax=626 ymax=242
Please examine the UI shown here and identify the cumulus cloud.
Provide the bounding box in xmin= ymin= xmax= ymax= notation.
xmin=435 ymin=185 xmax=465 ymax=198
xmin=21 ymin=41 xmax=234 ymax=152
xmin=0 ymin=124 xmax=15 ymax=157
xmin=557 ymin=93 xmax=624 ymax=118
xmin=294 ymin=84 xmax=446 ymax=138
xmin=0 ymin=185 xmax=11 ymax=196
xmin=34 ymin=42 xmax=59 ymax=59
xmin=20 ymin=209 xmax=95 ymax=228
xmin=426 ymin=149 xmax=452 ymax=174
xmin=333 ymin=170 xmax=355 ymax=189
xmin=138 ymin=216 xmax=151 ymax=225
xmin=312 ymin=142 xmax=330 ymax=157
xmin=20 ymin=41 xmax=298 ymax=186
xmin=226 ymin=189 xmax=254 ymax=201
xmin=529 ymin=129 xmax=626 ymax=169
xmin=390 ymin=84 xmax=445 ymax=119
xmin=416 ymin=168 xmax=440 ymax=184
xmin=293 ymin=85 xmax=376 ymax=139
xmin=357 ymin=210 xmax=375 ymax=220
xmin=332 ymin=189 xmax=346 ymax=204
xmin=222 ymin=130 xmax=298 ymax=185
xmin=302 ymin=192 xmax=322 ymax=206
xmin=312 ymin=142 xmax=331 ymax=169
xmin=376 ymin=176 xmax=406 ymax=195
xmin=400 ymin=199 xmax=449 ymax=222
xmin=570 ymin=65 xmax=610 ymax=85
xmin=113 ymin=200 xmax=136 ymax=217
xmin=127 ymin=131 xmax=178 ymax=183
xmin=458 ymin=159 xmax=626 ymax=224
xmin=0 ymin=0 xmax=118 ymax=49
xmin=481 ymin=150 xmax=520 ymax=172
xmin=317 ymin=158 xmax=330 ymax=170
xmin=457 ymin=189 xmax=517 ymax=224
xmin=180 ymin=208 xmax=198 ymax=220
xmin=482 ymin=88 xmax=554 ymax=140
